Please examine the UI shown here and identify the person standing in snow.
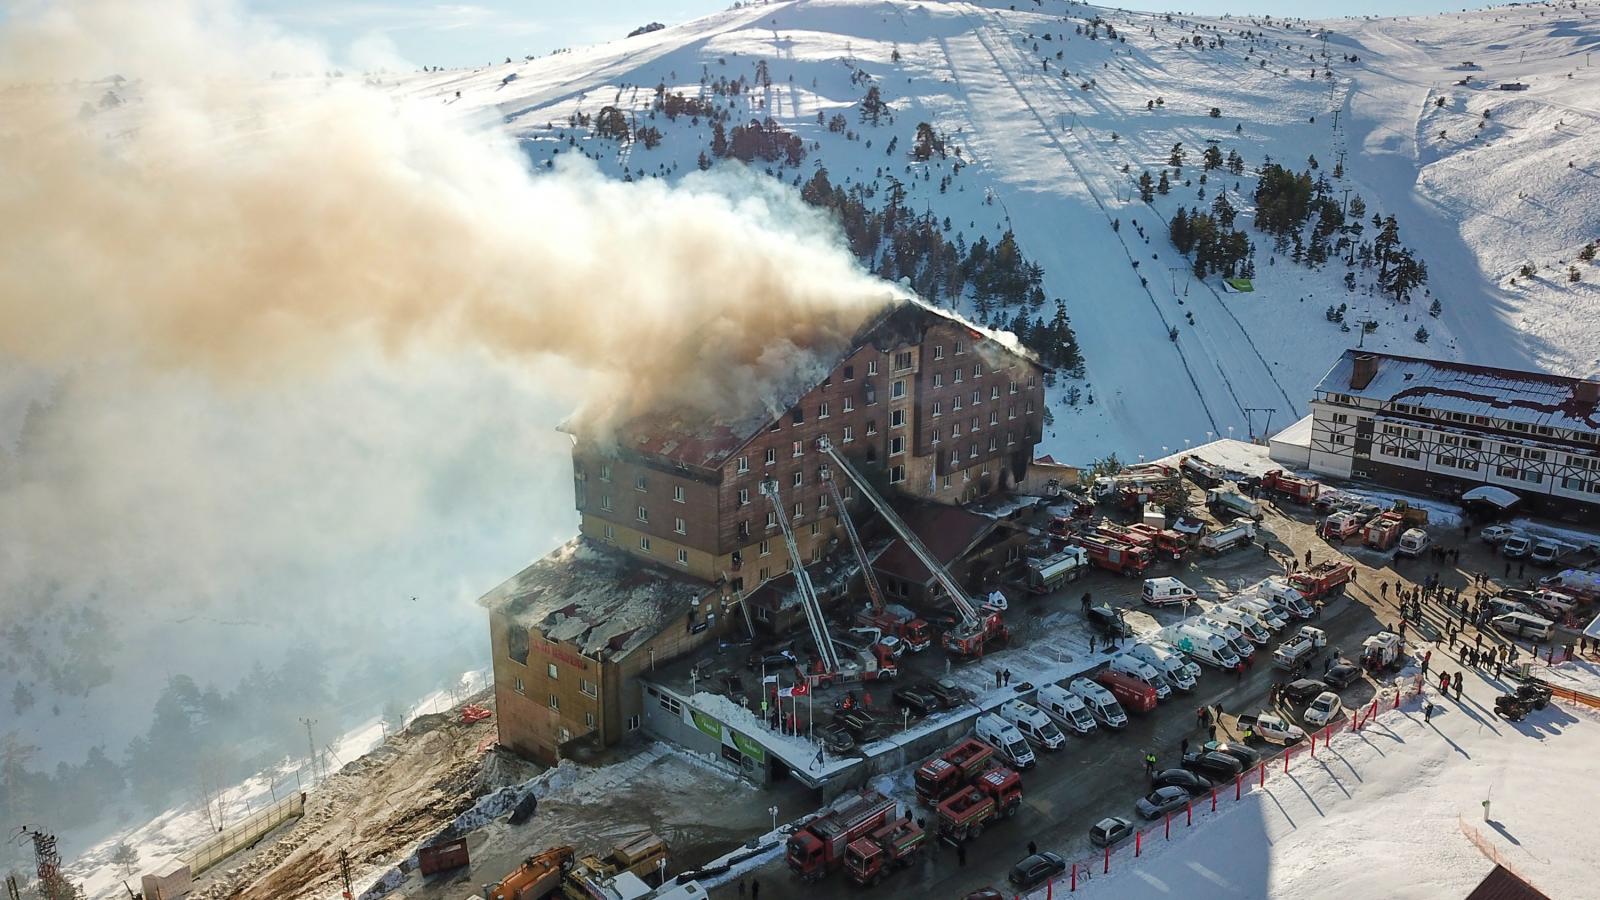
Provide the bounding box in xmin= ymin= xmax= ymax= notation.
xmin=1452 ymin=672 xmax=1464 ymax=699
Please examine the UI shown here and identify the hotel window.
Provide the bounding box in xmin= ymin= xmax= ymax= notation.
xmin=603 ymin=524 xmax=615 ymax=541
xmin=792 ymin=440 xmax=804 ymax=458
xmin=969 ymin=443 xmax=979 ymax=459
xmin=892 ymin=409 xmax=906 ymax=428
xmin=549 ymin=695 xmax=560 ymax=711
xmin=810 ymin=522 xmax=821 ymax=536
xmin=738 ymin=521 xmax=749 ymax=538
xmin=674 ymin=517 xmax=686 ymax=534
xmin=636 ymin=505 xmax=648 ymax=523
xmin=953 ymin=423 xmax=963 ymax=437
xmin=585 ymin=712 xmax=596 ymax=728
xmin=890 ymin=465 xmax=906 ymax=484
xmin=973 ymin=363 xmax=984 ymax=377
xmin=933 ymin=345 xmax=945 ymax=360
xmin=673 ymin=485 xmax=685 ymax=503
xmin=547 ymin=662 xmax=559 ymax=679
xmin=892 ymin=380 xmax=906 ymax=399
xmin=954 ymin=368 xmax=964 ymax=383
xmin=599 ymin=463 xmax=612 ymax=482
xmin=736 ymin=456 xmax=749 ymax=473
xmin=932 ymin=373 xmax=943 ymax=388
xmin=972 ymin=390 xmax=982 ymax=406
xmin=738 ymin=488 xmax=750 ymax=506
xmin=791 ymin=408 xmax=804 ymax=425
xmin=953 ymin=395 xmax=963 ymax=411
xmin=600 ymin=493 xmax=613 ymax=512
xmin=580 ymin=678 xmax=597 ymax=698
xmin=1007 ymin=431 xmax=1015 ymax=446
xmin=970 ymin=417 xmax=980 ymax=432
xmin=930 ymin=429 xmax=941 ymax=446
xmin=676 ymin=549 xmax=689 ymax=567
xmin=639 ymin=535 xmax=652 ymax=552
xmin=760 ymin=540 xmax=771 ymax=556
xmin=890 ymin=436 xmax=905 ymax=455
xmin=894 ymin=351 xmax=913 ymax=371
xmin=843 ymin=397 xmax=855 ymax=413
xmin=843 ymin=365 xmax=854 ymax=381
xmin=988 ymin=436 xmax=998 ymax=452
xmin=793 ymin=501 xmax=804 ymax=519
xmin=765 ymin=448 xmax=777 ymax=465
xmin=628 ymin=715 xmax=640 ymax=730
xmin=514 ymin=677 xmax=524 ymax=694
xmin=950 ymin=450 xmax=959 ymax=467
xmin=842 ymin=425 xmax=855 ymax=443
xmin=792 ymin=471 xmax=803 ymax=488
xmin=954 ymin=339 xmax=966 ymax=354
xmin=766 ymin=511 xmax=777 ymax=528
xmin=1027 ymin=375 xmax=1037 ymax=389
xmin=818 ymin=491 xmax=829 ymax=510
xmin=989 ymin=411 xmax=999 ymax=426
xmin=866 ymin=420 xmax=879 ymax=435
xmin=1009 ymin=381 xmax=1018 ymax=395
xmin=932 ymin=401 xmax=943 ymax=417
xmin=818 ymin=401 xmax=830 ymax=419
xmin=1008 ymin=404 xmax=1017 ymax=420
xmin=991 ymin=386 xmax=1001 ymax=401
xmin=867 ymin=360 xmax=879 ymax=376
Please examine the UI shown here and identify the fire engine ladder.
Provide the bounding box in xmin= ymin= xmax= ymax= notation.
xmin=816 ymin=439 xmax=982 ymax=632
xmin=759 ymin=478 xmax=841 ymax=673
xmin=821 ymin=470 xmax=888 ymax=615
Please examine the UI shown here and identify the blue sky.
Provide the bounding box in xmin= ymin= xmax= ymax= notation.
xmin=246 ymin=1 xmax=1496 ymax=70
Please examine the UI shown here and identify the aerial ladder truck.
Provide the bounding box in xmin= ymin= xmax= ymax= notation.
xmin=760 ymin=478 xmax=842 ymax=678
xmin=822 ymin=470 xmax=933 ymax=652
xmin=816 ymin=438 xmax=1007 ymax=659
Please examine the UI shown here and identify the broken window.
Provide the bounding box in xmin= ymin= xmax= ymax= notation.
xmin=843 ymin=365 xmax=855 ymax=381
xmin=864 ymin=383 xmax=877 ymax=405
xmin=506 ymin=625 xmax=530 ymax=665
xmin=792 ymin=471 xmax=802 ymax=488
xmin=894 ymin=351 xmax=913 ymax=371
xmin=791 ymin=408 xmax=804 ymax=425
xmin=866 ymin=420 xmax=879 ymax=435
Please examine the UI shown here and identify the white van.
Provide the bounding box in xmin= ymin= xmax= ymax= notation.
xmin=1129 ymin=642 xmax=1198 ymax=692
xmin=1491 ymin=612 xmax=1554 ymax=641
xmin=1141 ymin=577 xmax=1198 ymax=608
xmin=1206 ymin=606 xmax=1272 ymax=645
xmin=1259 ymin=578 xmax=1316 ymax=620
xmin=1067 ymin=678 xmax=1128 ymax=729
xmin=998 ymin=699 xmax=1066 ymax=751
xmin=1228 ymin=597 xmax=1288 ymax=631
xmin=1396 ymin=528 xmax=1430 ymax=558
xmin=1036 ymin=683 xmax=1097 ymax=735
xmin=1108 ymin=654 xmax=1173 ymax=700
xmin=1157 ymin=624 xmax=1240 ymax=670
xmin=1195 ymin=617 xmax=1256 ymax=659
xmin=975 ymin=713 xmax=1036 ymax=769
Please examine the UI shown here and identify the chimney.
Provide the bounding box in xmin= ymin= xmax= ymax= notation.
xmin=1576 ymin=379 xmax=1600 ymax=406
xmin=1350 ymin=354 xmax=1379 ymax=391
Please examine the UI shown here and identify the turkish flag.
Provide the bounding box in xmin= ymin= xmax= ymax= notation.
xmin=790 ymin=681 xmax=809 ymax=696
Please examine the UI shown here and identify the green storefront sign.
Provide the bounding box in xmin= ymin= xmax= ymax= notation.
xmin=690 ymin=708 xmax=723 ymax=740
xmin=730 ymin=730 xmax=767 ymax=764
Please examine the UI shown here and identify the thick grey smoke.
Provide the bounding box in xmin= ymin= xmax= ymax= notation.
xmin=0 ymin=0 xmax=897 ymax=823
xmin=0 ymin=0 xmax=895 ymax=424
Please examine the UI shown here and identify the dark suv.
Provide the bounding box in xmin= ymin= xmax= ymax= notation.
xmin=893 ymin=685 xmax=940 ymax=717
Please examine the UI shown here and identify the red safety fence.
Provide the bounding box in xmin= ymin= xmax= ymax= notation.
xmin=1024 ymin=677 xmax=1431 ymax=897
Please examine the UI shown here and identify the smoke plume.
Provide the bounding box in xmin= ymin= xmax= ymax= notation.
xmin=0 ymin=0 xmax=896 ymax=423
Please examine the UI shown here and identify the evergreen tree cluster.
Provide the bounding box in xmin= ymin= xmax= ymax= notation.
xmin=718 ymin=117 xmax=806 ymax=165
xmin=1169 ymin=200 xmax=1254 ymax=279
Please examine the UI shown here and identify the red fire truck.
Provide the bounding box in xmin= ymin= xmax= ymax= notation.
xmin=935 ymin=767 xmax=1024 ymax=844
xmin=914 ymin=738 xmax=997 ymax=805
xmin=843 ymin=818 xmax=926 ymax=886
xmin=1261 ymin=469 xmax=1321 ymax=505
xmin=1362 ymin=511 xmax=1405 ymax=551
xmin=786 ymin=790 xmax=898 ymax=882
xmin=1287 ymin=561 xmax=1355 ymax=603
xmin=1128 ymin=523 xmax=1188 ymax=561
xmin=1075 ymin=534 xmax=1153 ymax=577
xmin=1095 ymin=669 xmax=1158 ymax=713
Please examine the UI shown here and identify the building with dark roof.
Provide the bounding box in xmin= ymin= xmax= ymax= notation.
xmin=1307 ymin=350 xmax=1600 ymax=520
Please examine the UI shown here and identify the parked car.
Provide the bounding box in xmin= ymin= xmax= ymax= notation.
xmin=926 ymin=679 xmax=969 ymax=709
xmin=1502 ymin=535 xmax=1534 ymax=559
xmin=1008 ymin=852 xmax=1067 ymax=888
xmin=1201 ymin=740 xmax=1262 ymax=768
xmin=1089 ymin=816 xmax=1135 ymax=848
xmin=1181 ymin=750 xmax=1245 ymax=782
xmin=1151 ymin=768 xmax=1212 ymax=796
xmin=1136 ymin=785 xmax=1192 ymax=819
xmin=820 ymin=723 xmax=855 ymax=754
xmin=1530 ymin=541 xmax=1562 ymax=567
xmin=746 ymin=649 xmax=798 ymax=672
xmin=1324 ymin=662 xmax=1362 ymax=689
xmin=892 ymin=685 xmax=940 ymax=717
xmin=964 ymin=890 xmax=1005 ymax=900
xmin=1283 ymin=678 xmax=1330 ymax=704
xmin=1303 ymin=692 xmax=1345 ymax=726
xmin=1087 ymin=603 xmax=1135 ymax=639
xmin=1479 ymin=525 xmax=1518 ymax=546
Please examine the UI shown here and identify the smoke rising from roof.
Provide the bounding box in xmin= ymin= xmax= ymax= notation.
xmin=0 ymin=0 xmax=896 ymax=422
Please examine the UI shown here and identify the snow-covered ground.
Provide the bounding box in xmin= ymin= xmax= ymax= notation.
xmin=381 ymin=0 xmax=1600 ymax=462
xmin=1023 ymin=657 xmax=1600 ymax=899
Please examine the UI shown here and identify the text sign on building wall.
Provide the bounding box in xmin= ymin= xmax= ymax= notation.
xmin=534 ymin=640 xmax=591 ymax=671
xmin=689 ymin=708 xmax=723 ymax=740
xmin=730 ymin=730 xmax=766 ymax=764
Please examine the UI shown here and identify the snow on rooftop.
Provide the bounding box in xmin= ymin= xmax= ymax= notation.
xmin=1318 ymin=350 xmax=1600 ymax=436
xmin=480 ymin=538 xmax=710 ymax=659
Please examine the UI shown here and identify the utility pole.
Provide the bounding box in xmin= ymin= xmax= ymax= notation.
xmin=300 ymin=717 xmax=319 ymax=784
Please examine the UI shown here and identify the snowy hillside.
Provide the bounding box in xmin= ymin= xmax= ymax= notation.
xmin=382 ymin=0 xmax=1600 ymax=460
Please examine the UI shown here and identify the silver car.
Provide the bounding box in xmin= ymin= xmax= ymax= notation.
xmin=1136 ymin=785 xmax=1191 ymax=819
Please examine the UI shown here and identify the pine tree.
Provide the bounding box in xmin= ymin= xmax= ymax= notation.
xmin=1157 ymin=171 xmax=1170 ymax=195
xmin=1139 ymin=171 xmax=1155 ymax=202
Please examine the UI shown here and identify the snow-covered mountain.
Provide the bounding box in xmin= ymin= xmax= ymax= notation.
xmin=383 ymin=0 xmax=1600 ymax=460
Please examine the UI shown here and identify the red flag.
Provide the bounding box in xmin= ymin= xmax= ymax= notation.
xmin=791 ymin=681 xmax=809 ymax=696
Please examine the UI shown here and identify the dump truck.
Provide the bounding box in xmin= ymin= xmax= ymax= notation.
xmin=1180 ymin=455 xmax=1226 ymax=487
xmin=562 ymin=834 xmax=669 ymax=900
xmin=786 ymin=790 xmax=898 ymax=882
xmin=1207 ymin=487 xmax=1263 ymax=521
xmin=1287 ymin=561 xmax=1353 ymax=605
xmin=843 ymin=817 xmax=926 ymax=886
xmin=914 ymin=737 xmax=997 ymax=805
xmin=490 ymin=847 xmax=575 ymax=900
xmin=1198 ymin=520 xmax=1256 ymax=555
xmin=1075 ymin=533 xmax=1153 ymax=577
xmin=1261 ymin=469 xmax=1320 ymax=505
xmin=935 ymin=767 xmax=1023 ymax=844
xmin=1362 ymin=511 xmax=1405 ymax=550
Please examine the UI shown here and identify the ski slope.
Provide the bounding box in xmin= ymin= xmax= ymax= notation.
xmin=380 ymin=0 xmax=1600 ymax=461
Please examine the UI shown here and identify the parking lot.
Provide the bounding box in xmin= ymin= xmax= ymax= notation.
xmin=709 ymin=475 xmax=1596 ymax=899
